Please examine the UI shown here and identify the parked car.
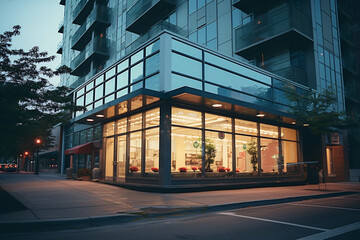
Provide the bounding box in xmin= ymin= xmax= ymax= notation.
xmin=0 ymin=163 xmax=7 ymax=171
xmin=5 ymin=164 xmax=17 ymax=172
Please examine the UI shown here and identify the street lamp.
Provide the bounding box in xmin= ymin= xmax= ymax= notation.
xmin=35 ymin=139 xmax=41 ymax=175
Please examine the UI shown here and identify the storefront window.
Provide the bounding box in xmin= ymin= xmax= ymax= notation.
xmin=105 ymin=137 xmax=114 ymax=179
xmin=260 ymin=124 xmax=279 ymax=138
xmin=205 ymin=131 xmax=232 ymax=175
xmin=117 ymin=135 xmax=126 ymax=178
xmin=282 ymin=141 xmax=299 ymax=174
xmin=261 ymin=138 xmax=279 ymax=174
xmin=236 ymin=135 xmax=258 ymax=174
xmin=172 ymin=107 xmax=202 ymax=128
xmin=129 ymin=131 xmax=142 ymax=173
xmin=117 ymin=118 xmax=127 ymax=134
xmin=103 ymin=122 xmax=115 ymax=137
xmin=235 ymin=119 xmax=258 ymax=136
xmin=145 ymin=128 xmax=159 ymax=174
xmin=129 ymin=113 xmax=142 ymax=131
xmin=205 ymin=113 xmax=232 ymax=132
xmin=145 ymin=108 xmax=160 ymax=128
xmin=281 ymin=127 xmax=297 ymax=141
xmin=171 ymin=127 xmax=202 ymax=174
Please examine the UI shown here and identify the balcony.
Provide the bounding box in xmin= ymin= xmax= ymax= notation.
xmin=234 ymin=4 xmax=313 ymax=58
xmin=58 ymin=19 xmax=64 ymax=33
xmin=71 ymin=5 xmax=110 ymax=51
xmin=232 ymin=0 xmax=284 ymax=14
xmin=70 ymin=36 xmax=109 ymax=76
xmin=126 ymin=0 xmax=176 ymax=34
xmin=73 ymin=0 xmax=95 ymax=25
xmin=59 ymin=0 xmax=65 ymax=6
xmin=57 ymin=40 xmax=63 ymax=54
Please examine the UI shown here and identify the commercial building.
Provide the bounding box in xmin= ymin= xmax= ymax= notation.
xmin=57 ymin=0 xmax=349 ymax=188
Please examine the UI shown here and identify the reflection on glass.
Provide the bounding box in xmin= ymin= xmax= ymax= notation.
xmin=129 ymin=113 xmax=142 ymax=131
xmin=117 ymin=70 xmax=128 ymax=89
xmin=172 ymin=53 xmax=202 ymax=79
xmin=145 ymin=128 xmax=159 ymax=173
xmin=95 ymin=85 xmax=103 ymax=100
xmin=106 ymin=67 xmax=116 ymax=80
xmin=85 ymin=91 xmax=93 ymax=105
xmin=236 ymin=135 xmax=258 ymax=173
xmin=130 ymin=62 xmax=143 ymax=83
xmin=86 ymin=81 xmax=94 ymax=92
xmin=281 ymin=128 xmax=297 ymax=141
xmin=130 ymin=81 xmax=143 ymax=92
xmin=172 ymin=39 xmax=202 ymax=59
xmin=117 ymin=88 xmax=127 ymax=99
xmin=235 ymin=119 xmax=258 ymax=136
xmin=131 ymin=50 xmax=143 ymax=65
xmin=171 ymin=73 xmax=202 ymax=90
xmin=205 ymin=113 xmax=232 ymax=132
xmin=117 ymin=59 xmax=128 ymax=73
xmin=105 ymin=78 xmax=115 ymax=95
xmin=105 ymin=137 xmax=114 ymax=179
xmin=129 ymin=131 xmax=142 ymax=173
xmin=172 ymin=107 xmax=202 ymax=128
xmin=145 ymin=53 xmax=159 ymax=76
xmin=77 ymin=88 xmax=84 ymax=96
xmin=145 ymin=74 xmax=160 ymax=91
xmin=171 ymin=127 xmax=202 ymax=173
xmin=146 ymin=40 xmax=160 ymax=56
xmin=145 ymin=108 xmax=160 ymax=128
xmin=261 ymin=138 xmax=279 ymax=173
xmin=205 ymin=131 xmax=232 ymax=173
xmin=95 ymin=75 xmax=104 ymax=85
xmin=117 ymin=135 xmax=126 ymax=178
xmin=117 ymin=118 xmax=127 ymax=134
xmin=260 ymin=124 xmax=279 ymax=138
xmin=104 ymin=94 xmax=114 ymax=104
xmin=282 ymin=141 xmax=299 ymax=174
xmin=103 ymin=122 xmax=115 ymax=137
xmin=76 ymin=96 xmax=84 ymax=106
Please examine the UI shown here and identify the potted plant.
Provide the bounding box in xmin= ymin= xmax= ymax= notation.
xmin=151 ymin=167 xmax=159 ymax=172
xmin=218 ymin=167 xmax=226 ymax=172
xmin=205 ymin=139 xmax=216 ymax=172
xmin=191 ymin=166 xmax=198 ymax=172
xmin=179 ymin=167 xmax=187 ymax=173
xmin=77 ymin=168 xmax=91 ymax=181
xmin=246 ymin=140 xmax=258 ymax=174
xmin=129 ymin=166 xmax=139 ymax=173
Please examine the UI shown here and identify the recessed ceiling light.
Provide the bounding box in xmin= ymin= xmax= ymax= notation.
xmin=292 ymin=121 xmax=296 ymax=125
xmin=96 ymin=114 xmax=104 ymax=118
xmin=256 ymin=114 xmax=265 ymax=117
xmin=303 ymin=123 xmax=310 ymax=127
xmin=86 ymin=118 xmax=94 ymax=122
xmin=212 ymin=103 xmax=222 ymax=108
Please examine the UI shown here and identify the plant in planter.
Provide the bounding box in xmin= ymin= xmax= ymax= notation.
xmin=129 ymin=166 xmax=139 ymax=173
xmin=77 ymin=168 xmax=91 ymax=181
xmin=179 ymin=167 xmax=187 ymax=172
xmin=246 ymin=140 xmax=258 ymax=173
xmin=151 ymin=167 xmax=159 ymax=172
xmin=205 ymin=139 xmax=216 ymax=172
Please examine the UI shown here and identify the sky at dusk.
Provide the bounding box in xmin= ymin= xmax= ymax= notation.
xmin=0 ymin=0 xmax=64 ymax=86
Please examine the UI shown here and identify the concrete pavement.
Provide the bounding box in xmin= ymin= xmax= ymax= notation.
xmin=0 ymin=172 xmax=359 ymax=232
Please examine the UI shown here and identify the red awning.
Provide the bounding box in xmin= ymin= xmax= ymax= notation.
xmin=64 ymin=142 xmax=93 ymax=155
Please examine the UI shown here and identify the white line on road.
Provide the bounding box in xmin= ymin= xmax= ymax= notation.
xmin=296 ymin=222 xmax=360 ymax=240
xmin=287 ymin=203 xmax=360 ymax=212
xmin=218 ymin=212 xmax=328 ymax=231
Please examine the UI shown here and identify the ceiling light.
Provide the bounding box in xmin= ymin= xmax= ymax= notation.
xmin=303 ymin=123 xmax=310 ymax=127
xmin=212 ymin=103 xmax=222 ymax=108
xmin=86 ymin=118 xmax=94 ymax=122
xmin=256 ymin=114 xmax=265 ymax=117
xmin=96 ymin=114 xmax=104 ymax=118
xmin=292 ymin=121 xmax=296 ymax=125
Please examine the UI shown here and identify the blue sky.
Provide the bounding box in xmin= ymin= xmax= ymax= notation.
xmin=0 ymin=0 xmax=64 ymax=86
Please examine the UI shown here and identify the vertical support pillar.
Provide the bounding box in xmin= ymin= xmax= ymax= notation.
xmin=159 ymin=101 xmax=171 ymax=185
xmin=232 ymin=118 xmax=236 ymax=177
xmin=201 ymin=112 xmax=206 ymax=177
xmin=257 ymin=123 xmax=261 ymax=176
xmin=278 ymin=126 xmax=283 ymax=174
xmin=60 ymin=125 xmax=65 ymax=175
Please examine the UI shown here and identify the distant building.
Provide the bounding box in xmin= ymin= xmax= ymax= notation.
xmin=57 ymin=0 xmax=349 ymax=188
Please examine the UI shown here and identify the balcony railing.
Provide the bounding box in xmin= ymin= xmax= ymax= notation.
xmin=71 ymin=5 xmax=110 ymax=51
xmin=58 ymin=19 xmax=64 ymax=33
xmin=235 ymin=4 xmax=313 ymax=56
xmin=126 ymin=0 xmax=176 ymax=34
xmin=126 ymin=20 xmax=187 ymax=55
xmin=271 ymin=66 xmax=308 ymax=86
xmin=73 ymin=0 xmax=94 ymax=25
xmin=71 ymin=36 xmax=109 ymax=76
xmin=57 ymin=40 xmax=63 ymax=54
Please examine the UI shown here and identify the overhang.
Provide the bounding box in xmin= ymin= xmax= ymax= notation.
xmin=64 ymin=142 xmax=93 ymax=155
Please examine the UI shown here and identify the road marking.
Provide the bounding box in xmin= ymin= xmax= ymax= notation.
xmin=218 ymin=212 xmax=327 ymax=231
xmin=287 ymin=203 xmax=360 ymax=212
xmin=297 ymin=222 xmax=360 ymax=240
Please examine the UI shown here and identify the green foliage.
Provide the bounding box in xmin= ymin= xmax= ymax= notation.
xmin=77 ymin=168 xmax=91 ymax=177
xmin=286 ymin=87 xmax=347 ymax=135
xmin=0 ymin=26 xmax=83 ymax=157
xmin=246 ymin=140 xmax=258 ymax=172
xmin=205 ymin=138 xmax=216 ymax=171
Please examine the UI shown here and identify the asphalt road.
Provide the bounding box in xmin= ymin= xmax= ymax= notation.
xmin=3 ymin=193 xmax=360 ymax=240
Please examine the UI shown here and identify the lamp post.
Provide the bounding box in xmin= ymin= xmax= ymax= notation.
xmin=35 ymin=139 xmax=41 ymax=175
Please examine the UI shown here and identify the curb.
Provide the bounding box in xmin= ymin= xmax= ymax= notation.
xmin=0 ymin=190 xmax=356 ymax=234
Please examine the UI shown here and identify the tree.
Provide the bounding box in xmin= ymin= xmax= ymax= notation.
xmin=0 ymin=26 xmax=82 ymax=158
xmin=246 ymin=140 xmax=258 ymax=172
xmin=286 ymin=87 xmax=347 ymax=135
xmin=205 ymin=139 xmax=216 ymax=172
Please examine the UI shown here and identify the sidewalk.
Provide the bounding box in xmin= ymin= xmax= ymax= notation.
xmin=0 ymin=172 xmax=359 ymax=232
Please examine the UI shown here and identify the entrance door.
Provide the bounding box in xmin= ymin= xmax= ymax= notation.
xmin=326 ymin=147 xmax=334 ymax=175
xmin=117 ymin=135 xmax=126 ymax=179
xmin=105 ymin=137 xmax=114 ymax=180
